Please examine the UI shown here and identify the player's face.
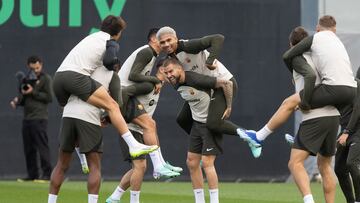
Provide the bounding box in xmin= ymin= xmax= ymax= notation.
xmin=158 ymin=33 xmax=178 ymax=54
xmin=163 ymin=64 xmax=181 ymax=85
xmin=28 ymin=62 xmax=43 ymax=76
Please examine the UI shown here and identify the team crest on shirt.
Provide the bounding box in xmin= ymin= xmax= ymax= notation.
xmin=185 ymin=57 xmax=191 ymax=63
xmin=145 ymin=71 xmax=150 ymax=76
xmin=189 ymin=88 xmax=195 ymax=95
xmin=149 ymin=99 xmax=155 ymax=106
xmin=137 ymin=104 xmax=144 ymax=110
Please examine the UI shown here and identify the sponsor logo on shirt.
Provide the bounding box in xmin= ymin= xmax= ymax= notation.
xmin=191 ymin=65 xmax=199 ymax=71
xmin=189 ymin=88 xmax=195 ymax=95
xmin=149 ymin=99 xmax=155 ymax=106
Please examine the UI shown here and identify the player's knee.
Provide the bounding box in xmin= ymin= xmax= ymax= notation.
xmin=287 ymin=159 xmax=298 ymax=171
xmin=134 ymin=160 xmax=147 ymax=173
xmin=101 ymin=98 xmax=119 ymax=112
xmin=186 ymin=157 xmax=199 ymax=169
xmin=282 ymin=97 xmax=298 ymax=110
xmin=201 ymin=159 xmax=214 ymax=169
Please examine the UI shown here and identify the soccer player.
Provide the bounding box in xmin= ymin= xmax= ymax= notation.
xmin=52 ymin=15 xmax=157 ymax=158
xmin=118 ymin=28 xmax=182 ymax=178
xmin=162 ymin=58 xmax=235 ymax=203
xmin=283 ymin=27 xmax=340 ymax=203
xmin=48 ymin=66 xmax=120 ymax=203
xmin=105 ymin=61 xmax=180 ymax=203
xmin=156 ymin=27 xmax=261 ymax=157
xmin=240 ymin=15 xmax=357 ymax=150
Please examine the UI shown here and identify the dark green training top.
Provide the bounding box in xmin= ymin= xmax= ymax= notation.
xmin=176 ymin=34 xmax=224 ymax=66
xmin=18 ymin=72 xmax=53 ymax=120
xmin=283 ymin=36 xmax=316 ymax=110
xmin=128 ymin=46 xmax=160 ymax=85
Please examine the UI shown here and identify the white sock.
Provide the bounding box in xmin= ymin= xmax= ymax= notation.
xmin=48 ymin=194 xmax=57 ymax=203
xmin=256 ymin=125 xmax=273 ymax=141
xmin=303 ymin=194 xmax=314 ymax=203
xmin=158 ymin=148 xmax=167 ymax=165
xmin=193 ymin=189 xmax=205 ymax=203
xmin=209 ymin=189 xmax=219 ymax=203
xmin=130 ymin=190 xmax=140 ymax=203
xmin=122 ymin=131 xmax=141 ymax=149
xmin=150 ymin=150 xmax=163 ymax=171
xmin=75 ymin=147 xmax=87 ymax=166
xmin=88 ymin=194 xmax=98 ymax=203
xmin=355 ymin=202 xmax=360 ymax=203
xmin=110 ymin=186 xmax=125 ymax=200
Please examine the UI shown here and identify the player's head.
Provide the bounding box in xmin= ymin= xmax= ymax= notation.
xmin=27 ymin=55 xmax=43 ymax=76
xmin=156 ymin=26 xmax=178 ymax=54
xmin=316 ymin=15 xmax=336 ymax=33
xmin=162 ymin=58 xmax=183 ymax=85
xmin=101 ymin=15 xmax=127 ymax=41
xmin=289 ymin=26 xmax=309 ymax=47
xmin=147 ymin=28 xmax=160 ymax=42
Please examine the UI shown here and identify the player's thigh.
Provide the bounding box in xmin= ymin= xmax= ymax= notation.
xmin=207 ymin=89 xmax=226 ymax=125
xmin=335 ymin=144 xmax=349 ymax=173
xmin=346 ymin=137 xmax=360 ymax=166
xmin=87 ymin=86 xmax=117 ymax=111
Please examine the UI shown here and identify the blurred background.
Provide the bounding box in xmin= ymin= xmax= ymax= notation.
xmin=0 ymin=0 xmax=359 ymax=182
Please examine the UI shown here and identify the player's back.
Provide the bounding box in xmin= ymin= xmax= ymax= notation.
xmin=311 ymin=31 xmax=356 ymax=87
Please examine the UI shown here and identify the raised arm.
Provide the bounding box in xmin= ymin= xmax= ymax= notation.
xmin=283 ymin=36 xmax=314 ymax=70
xmin=178 ymin=34 xmax=224 ymax=68
xmin=128 ymin=47 xmax=161 ymax=85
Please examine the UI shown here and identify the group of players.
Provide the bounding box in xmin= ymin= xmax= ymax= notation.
xmin=46 ymin=14 xmax=360 ymax=203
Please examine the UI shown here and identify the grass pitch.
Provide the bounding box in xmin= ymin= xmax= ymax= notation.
xmin=0 ymin=181 xmax=346 ymax=203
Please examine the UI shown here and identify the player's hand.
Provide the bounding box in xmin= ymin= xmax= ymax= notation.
xmin=221 ymin=107 xmax=232 ymax=120
xmin=337 ymin=133 xmax=349 ymax=146
xmin=206 ymin=62 xmax=218 ymax=70
xmin=10 ymin=97 xmax=18 ymax=109
xmin=154 ymin=82 xmax=162 ymax=95
xmin=21 ymin=85 xmax=33 ymax=95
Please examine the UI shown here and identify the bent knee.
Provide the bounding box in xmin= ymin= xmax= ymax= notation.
xmin=282 ymin=95 xmax=300 ymax=109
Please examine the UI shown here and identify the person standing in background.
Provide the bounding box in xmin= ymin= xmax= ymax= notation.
xmin=10 ymin=55 xmax=53 ymax=181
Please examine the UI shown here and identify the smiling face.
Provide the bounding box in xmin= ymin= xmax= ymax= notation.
xmin=162 ymin=63 xmax=182 ymax=85
xmin=158 ymin=33 xmax=178 ymax=54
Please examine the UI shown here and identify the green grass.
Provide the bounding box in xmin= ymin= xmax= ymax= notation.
xmin=0 ymin=181 xmax=346 ymax=203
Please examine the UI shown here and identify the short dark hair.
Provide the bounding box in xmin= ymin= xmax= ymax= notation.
xmin=100 ymin=15 xmax=127 ymax=36
xmin=27 ymin=55 xmax=42 ymax=65
xmin=163 ymin=58 xmax=182 ymax=68
xmin=147 ymin=28 xmax=159 ymax=42
xmin=289 ymin=26 xmax=309 ymax=46
xmin=319 ymin=15 xmax=336 ymax=28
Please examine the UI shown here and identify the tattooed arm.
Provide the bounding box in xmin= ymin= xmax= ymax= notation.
xmin=215 ymin=79 xmax=233 ymax=119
